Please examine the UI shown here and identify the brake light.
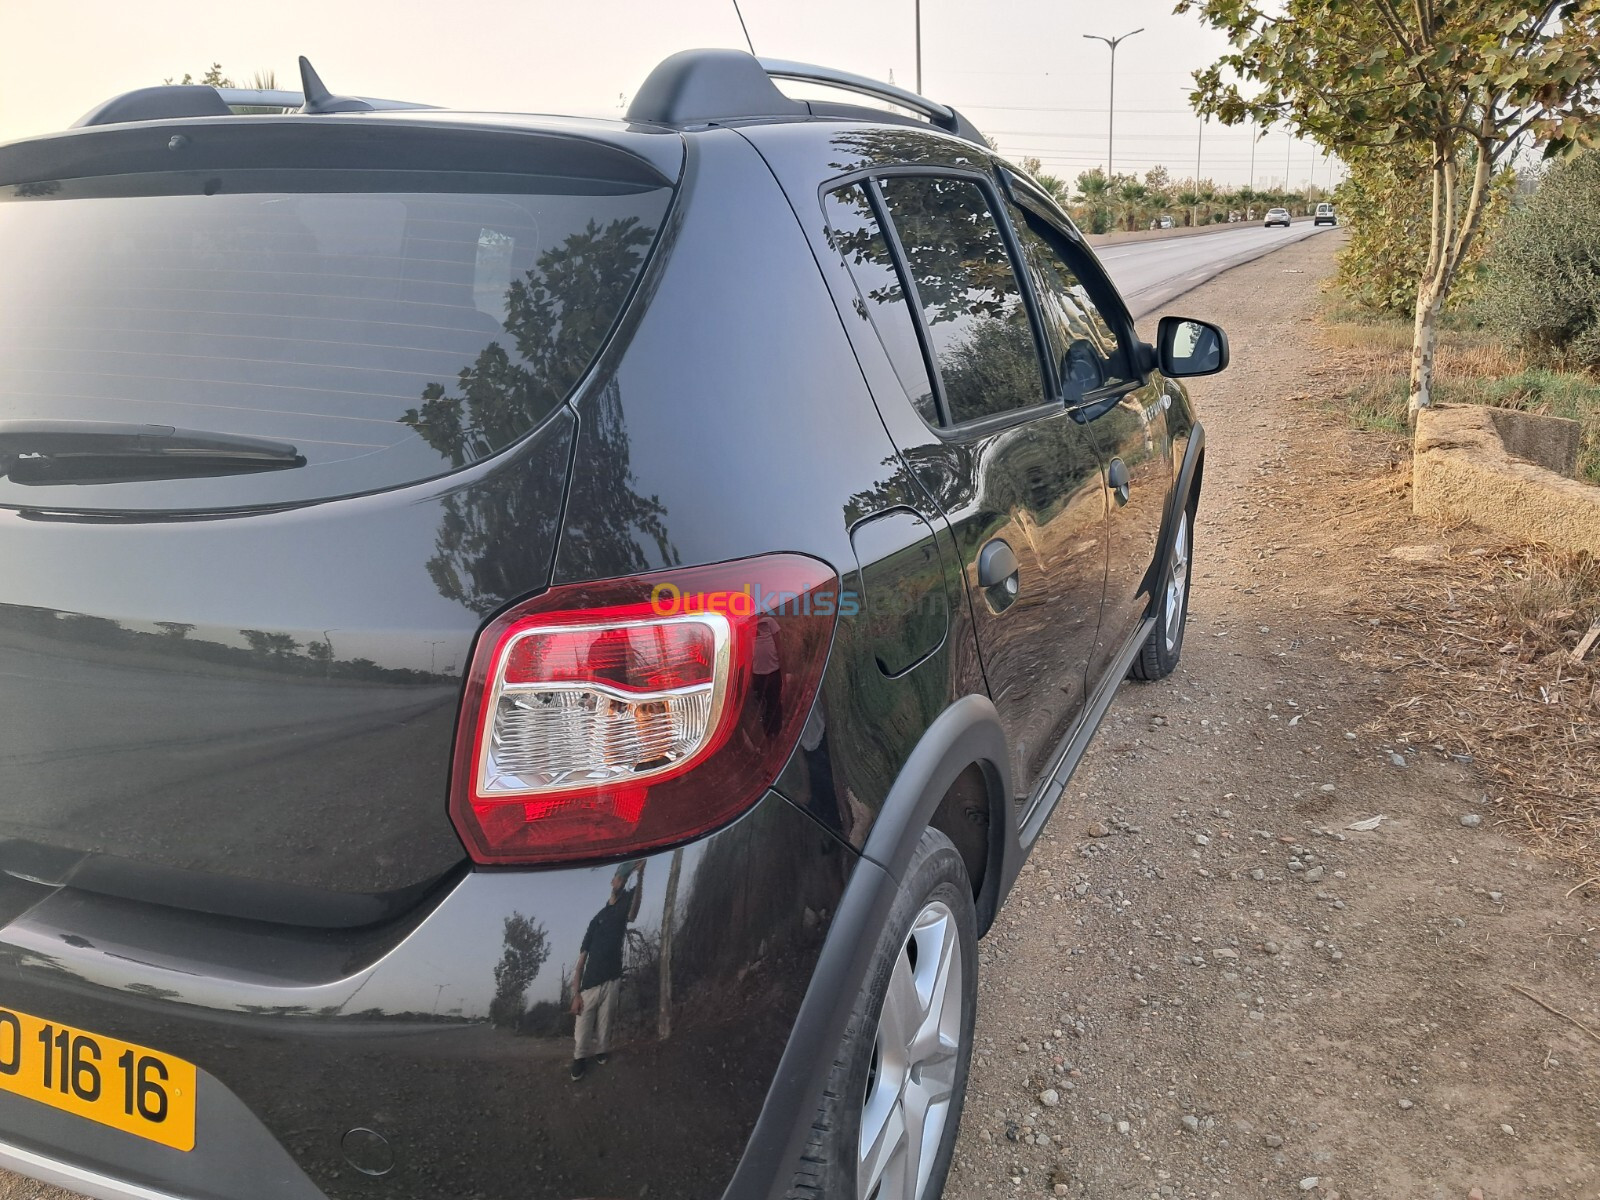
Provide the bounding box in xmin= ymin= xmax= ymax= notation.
xmin=449 ymin=555 xmax=840 ymax=866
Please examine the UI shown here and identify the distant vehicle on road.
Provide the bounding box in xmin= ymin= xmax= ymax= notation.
xmin=1265 ymin=207 xmax=1292 ymax=228
xmin=1314 ymin=202 xmax=1337 ymax=226
xmin=1156 ymin=214 xmax=1175 ymax=229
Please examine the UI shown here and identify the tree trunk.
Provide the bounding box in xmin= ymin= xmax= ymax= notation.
xmin=656 ymin=846 xmax=683 ymax=1040
xmin=1408 ymin=279 xmax=1441 ymax=422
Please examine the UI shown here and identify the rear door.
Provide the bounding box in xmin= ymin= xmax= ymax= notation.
xmin=832 ymin=171 xmax=1109 ymax=803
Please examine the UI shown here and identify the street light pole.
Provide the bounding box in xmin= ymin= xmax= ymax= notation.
xmin=1083 ymin=28 xmax=1143 ymax=178
xmin=915 ymin=0 xmax=922 ymax=94
xmin=1195 ymin=117 xmax=1203 ymax=182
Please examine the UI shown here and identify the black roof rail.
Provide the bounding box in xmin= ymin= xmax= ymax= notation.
xmin=74 ymin=57 xmax=434 ymax=128
xmin=626 ymin=49 xmax=987 ymax=147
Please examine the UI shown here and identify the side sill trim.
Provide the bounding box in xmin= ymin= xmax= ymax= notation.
xmin=0 ymin=1140 xmax=200 ymax=1200
xmin=1017 ymin=615 xmax=1156 ymax=846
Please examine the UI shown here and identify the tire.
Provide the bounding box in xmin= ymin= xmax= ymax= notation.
xmin=786 ymin=828 xmax=978 ymax=1200
xmin=1131 ymin=505 xmax=1193 ymax=682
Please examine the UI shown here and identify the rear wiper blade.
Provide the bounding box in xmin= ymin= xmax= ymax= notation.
xmin=0 ymin=421 xmax=306 ymax=485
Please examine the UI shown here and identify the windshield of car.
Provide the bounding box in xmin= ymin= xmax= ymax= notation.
xmin=0 ymin=171 xmax=672 ymax=510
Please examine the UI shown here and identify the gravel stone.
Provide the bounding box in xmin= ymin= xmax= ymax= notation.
xmin=1461 ymin=814 xmax=1482 ymax=828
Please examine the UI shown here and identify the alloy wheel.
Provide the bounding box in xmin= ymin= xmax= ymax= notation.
xmin=1164 ymin=511 xmax=1190 ymax=653
xmin=857 ymin=900 xmax=964 ymax=1200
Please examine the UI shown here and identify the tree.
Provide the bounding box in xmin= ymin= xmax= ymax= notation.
xmin=488 ymin=912 xmax=551 ymax=1030
xmin=1115 ymin=178 xmax=1150 ymax=231
xmin=1019 ymin=157 xmax=1072 ymax=209
xmin=1486 ymin=150 xmax=1600 ymax=369
xmin=1072 ymin=169 xmax=1114 ymax=234
xmin=1179 ymin=0 xmax=1600 ymax=418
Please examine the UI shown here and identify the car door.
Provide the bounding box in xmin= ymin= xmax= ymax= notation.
xmin=829 ymin=172 xmax=1109 ymax=806
xmin=1003 ymin=189 xmax=1174 ymax=690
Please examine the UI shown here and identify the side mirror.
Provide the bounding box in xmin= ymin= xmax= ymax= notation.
xmin=1156 ymin=316 xmax=1229 ymax=378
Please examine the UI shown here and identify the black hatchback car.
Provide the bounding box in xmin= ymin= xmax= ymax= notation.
xmin=0 ymin=49 xmax=1225 ymax=1200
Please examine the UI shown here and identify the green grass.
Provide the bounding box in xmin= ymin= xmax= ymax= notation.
xmin=1320 ymin=286 xmax=1600 ymax=485
xmin=1344 ymin=368 xmax=1600 ymax=484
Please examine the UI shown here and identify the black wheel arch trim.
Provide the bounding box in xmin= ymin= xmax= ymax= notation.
xmin=726 ymin=695 xmax=1018 ymax=1200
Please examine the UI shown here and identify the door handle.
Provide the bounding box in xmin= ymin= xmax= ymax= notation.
xmin=1107 ymin=457 xmax=1131 ymax=506
xmin=977 ymin=538 xmax=1020 ymax=590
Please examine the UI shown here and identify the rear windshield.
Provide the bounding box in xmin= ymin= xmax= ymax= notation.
xmin=0 ymin=172 xmax=671 ymax=509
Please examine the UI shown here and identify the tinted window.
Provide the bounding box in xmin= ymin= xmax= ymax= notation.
xmin=878 ymin=176 xmax=1047 ymax=426
xmin=0 ymin=175 xmax=670 ymax=509
xmin=823 ymin=184 xmax=938 ymax=425
xmin=1009 ymin=208 xmax=1132 ymax=402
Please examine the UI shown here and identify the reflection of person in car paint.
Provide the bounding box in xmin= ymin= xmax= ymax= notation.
xmin=752 ymin=613 xmax=783 ymax=737
xmin=570 ymin=860 xmax=644 ymax=1081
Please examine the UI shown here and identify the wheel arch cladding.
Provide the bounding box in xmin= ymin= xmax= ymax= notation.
xmin=859 ymin=694 xmax=1016 ymax=937
xmin=1140 ymin=420 xmax=1207 ymax=613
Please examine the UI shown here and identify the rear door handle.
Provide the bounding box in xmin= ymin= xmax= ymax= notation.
xmin=978 ymin=538 xmax=1020 ymax=589
xmin=1108 ymin=457 xmax=1130 ymax=506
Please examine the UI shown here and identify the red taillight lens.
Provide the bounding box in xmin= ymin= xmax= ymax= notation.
xmin=449 ymin=555 xmax=840 ymax=866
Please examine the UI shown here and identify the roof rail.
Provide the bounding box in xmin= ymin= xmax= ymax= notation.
xmin=626 ymin=49 xmax=987 ymax=147
xmin=74 ymin=58 xmax=433 ymax=128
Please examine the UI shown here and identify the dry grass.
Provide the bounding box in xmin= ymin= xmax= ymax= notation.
xmin=1318 ymin=295 xmax=1600 ymax=483
xmin=1344 ymin=543 xmax=1600 ymax=882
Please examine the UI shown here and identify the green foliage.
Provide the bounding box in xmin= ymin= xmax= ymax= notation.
xmin=1336 ymin=147 xmax=1513 ymax=316
xmin=1179 ymin=0 xmax=1600 ymax=409
xmin=1485 ymin=151 xmax=1600 ymax=371
xmin=1019 ymin=157 xmax=1071 ymax=210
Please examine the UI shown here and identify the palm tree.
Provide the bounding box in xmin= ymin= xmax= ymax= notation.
xmin=1072 ymin=170 xmax=1113 ymax=235
xmin=1115 ymin=179 xmax=1149 ymax=232
xmin=1176 ymin=188 xmax=1202 ymax=227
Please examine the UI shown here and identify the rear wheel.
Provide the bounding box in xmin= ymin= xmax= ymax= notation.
xmin=1132 ymin=506 xmax=1192 ymax=681
xmin=787 ymin=829 xmax=977 ymax=1200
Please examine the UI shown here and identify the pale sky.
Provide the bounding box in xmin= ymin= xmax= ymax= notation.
xmin=0 ymin=0 xmax=1337 ymax=190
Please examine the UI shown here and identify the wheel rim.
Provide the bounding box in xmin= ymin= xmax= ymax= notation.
xmin=857 ymin=900 xmax=964 ymax=1200
xmin=1164 ymin=512 xmax=1190 ymax=653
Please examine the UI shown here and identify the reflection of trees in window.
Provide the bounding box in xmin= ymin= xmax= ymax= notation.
xmin=400 ymin=216 xmax=673 ymax=609
xmin=880 ymin=177 xmax=1043 ymax=424
xmin=402 ymin=216 xmax=657 ymax=467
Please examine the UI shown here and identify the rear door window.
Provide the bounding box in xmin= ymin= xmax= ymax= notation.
xmin=822 ymin=183 xmax=939 ymax=426
xmin=876 ymin=175 xmax=1049 ymax=427
xmin=0 ymin=172 xmax=671 ymax=509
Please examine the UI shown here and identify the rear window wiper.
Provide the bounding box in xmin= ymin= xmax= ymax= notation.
xmin=0 ymin=421 xmax=306 ymax=485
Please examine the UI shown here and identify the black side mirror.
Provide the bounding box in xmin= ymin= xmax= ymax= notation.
xmin=1156 ymin=316 xmax=1229 ymax=378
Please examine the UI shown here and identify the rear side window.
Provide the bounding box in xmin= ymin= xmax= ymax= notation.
xmin=877 ymin=176 xmax=1047 ymax=426
xmin=0 ymin=173 xmax=671 ymax=509
xmin=823 ymin=184 xmax=938 ymax=426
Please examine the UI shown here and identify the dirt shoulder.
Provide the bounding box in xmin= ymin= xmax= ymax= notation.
xmin=946 ymin=234 xmax=1600 ymax=1200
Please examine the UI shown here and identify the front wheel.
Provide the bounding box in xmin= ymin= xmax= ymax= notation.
xmin=1132 ymin=506 xmax=1192 ymax=681
xmin=787 ymin=829 xmax=978 ymax=1200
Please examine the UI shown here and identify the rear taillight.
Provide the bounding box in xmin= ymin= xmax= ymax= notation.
xmin=449 ymin=555 xmax=840 ymax=865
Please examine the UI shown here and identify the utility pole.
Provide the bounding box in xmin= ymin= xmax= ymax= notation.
xmin=1195 ymin=117 xmax=1203 ymax=183
xmin=1286 ymin=132 xmax=1294 ymax=193
xmin=915 ymin=0 xmax=922 ymax=93
xmin=1082 ymin=28 xmax=1143 ymax=178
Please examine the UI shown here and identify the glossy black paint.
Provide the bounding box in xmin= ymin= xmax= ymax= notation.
xmin=0 ymin=87 xmax=1214 ymax=1200
xmin=0 ymin=413 xmax=572 ymax=918
xmin=0 ymin=794 xmax=851 ymax=1200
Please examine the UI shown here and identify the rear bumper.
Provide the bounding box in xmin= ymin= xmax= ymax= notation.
xmin=0 ymin=793 xmax=853 ymax=1200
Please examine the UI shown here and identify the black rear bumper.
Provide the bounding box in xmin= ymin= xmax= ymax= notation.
xmin=0 ymin=794 xmax=853 ymax=1200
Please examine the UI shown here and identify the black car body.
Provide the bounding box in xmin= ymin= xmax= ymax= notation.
xmin=0 ymin=50 xmax=1221 ymax=1200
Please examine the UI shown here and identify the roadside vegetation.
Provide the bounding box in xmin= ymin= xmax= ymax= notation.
xmin=1013 ymin=156 xmax=1326 ymax=234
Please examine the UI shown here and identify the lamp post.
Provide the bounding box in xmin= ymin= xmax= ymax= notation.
xmin=1082 ymin=28 xmax=1143 ymax=178
xmin=915 ymin=0 xmax=922 ymax=93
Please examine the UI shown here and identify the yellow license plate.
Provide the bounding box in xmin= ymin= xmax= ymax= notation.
xmin=0 ymin=1005 xmax=194 ymax=1151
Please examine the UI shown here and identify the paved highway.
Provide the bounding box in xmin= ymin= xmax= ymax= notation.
xmin=1096 ymin=221 xmax=1337 ymax=318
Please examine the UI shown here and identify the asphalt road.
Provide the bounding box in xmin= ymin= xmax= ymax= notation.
xmin=1096 ymin=220 xmax=1337 ymax=317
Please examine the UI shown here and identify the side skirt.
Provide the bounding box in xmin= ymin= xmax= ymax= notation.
xmin=1016 ymin=616 xmax=1155 ymax=848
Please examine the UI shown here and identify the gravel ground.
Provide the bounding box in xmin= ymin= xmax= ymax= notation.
xmin=1 ymin=236 xmax=1596 ymax=1200
xmin=942 ymin=235 xmax=1600 ymax=1200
